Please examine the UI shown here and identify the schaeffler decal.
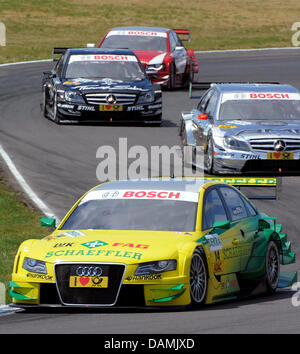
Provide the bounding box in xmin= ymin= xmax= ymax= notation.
xmin=45 ymin=249 xmax=143 ymax=260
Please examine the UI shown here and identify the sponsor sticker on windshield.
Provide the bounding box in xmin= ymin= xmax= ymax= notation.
xmin=79 ymin=189 xmax=199 ymax=205
xmin=107 ymin=30 xmax=167 ymax=38
xmin=69 ymin=54 xmax=138 ymax=63
xmin=221 ymin=92 xmax=300 ymax=103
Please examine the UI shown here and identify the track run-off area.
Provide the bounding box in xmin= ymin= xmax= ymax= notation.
xmin=0 ymin=48 xmax=300 ymax=333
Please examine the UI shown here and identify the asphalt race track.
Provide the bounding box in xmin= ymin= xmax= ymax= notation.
xmin=0 ymin=49 xmax=300 ymax=333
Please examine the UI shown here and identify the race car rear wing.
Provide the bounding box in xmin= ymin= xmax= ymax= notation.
xmin=189 ymin=81 xmax=281 ymax=99
xmin=173 ymin=29 xmax=191 ymax=42
xmin=203 ymin=176 xmax=282 ymax=200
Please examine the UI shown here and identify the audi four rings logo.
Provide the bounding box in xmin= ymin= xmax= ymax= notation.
xmin=274 ymin=139 xmax=286 ymax=152
xmin=76 ymin=266 xmax=103 ymax=276
xmin=106 ymin=94 xmax=117 ymax=104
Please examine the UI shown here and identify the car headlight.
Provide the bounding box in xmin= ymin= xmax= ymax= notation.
xmin=137 ymin=91 xmax=155 ymax=104
xmin=135 ymin=260 xmax=177 ymax=275
xmin=146 ymin=63 xmax=165 ymax=72
xmin=224 ymin=136 xmax=250 ymax=151
xmin=23 ymin=257 xmax=47 ymax=274
xmin=65 ymin=90 xmax=85 ymax=103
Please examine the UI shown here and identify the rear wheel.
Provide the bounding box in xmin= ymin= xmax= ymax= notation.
xmin=189 ymin=248 xmax=208 ymax=306
xmin=265 ymin=240 xmax=280 ymax=295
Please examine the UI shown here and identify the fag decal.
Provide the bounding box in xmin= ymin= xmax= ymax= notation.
xmin=79 ymin=190 xmax=199 ymax=204
xmin=112 ymin=242 xmax=150 ymax=249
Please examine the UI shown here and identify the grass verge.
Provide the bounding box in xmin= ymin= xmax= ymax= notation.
xmin=0 ymin=172 xmax=49 ymax=304
xmin=0 ymin=0 xmax=300 ymax=63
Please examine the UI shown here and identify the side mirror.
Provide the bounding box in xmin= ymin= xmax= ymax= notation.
xmin=198 ymin=114 xmax=208 ymax=120
xmin=258 ymin=218 xmax=272 ymax=231
xmin=212 ymin=220 xmax=230 ymax=230
xmin=43 ymin=71 xmax=56 ymax=79
xmin=40 ymin=217 xmax=56 ymax=229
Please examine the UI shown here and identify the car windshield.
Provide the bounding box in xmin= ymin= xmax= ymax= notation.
xmin=101 ymin=34 xmax=168 ymax=52
xmin=60 ymin=199 xmax=198 ymax=232
xmin=219 ymin=92 xmax=300 ymax=120
xmin=65 ymin=54 xmax=146 ymax=81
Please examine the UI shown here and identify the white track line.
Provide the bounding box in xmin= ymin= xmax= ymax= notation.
xmin=195 ymin=46 xmax=300 ymax=53
xmin=0 ymin=59 xmax=52 ymax=67
xmin=0 ymin=144 xmax=57 ymax=219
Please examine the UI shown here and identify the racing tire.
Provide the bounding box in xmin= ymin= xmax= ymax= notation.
xmin=168 ymin=63 xmax=176 ymax=90
xmin=265 ymin=240 xmax=280 ymax=295
xmin=206 ymin=138 xmax=216 ymax=175
xmin=42 ymin=86 xmax=49 ymax=119
xmin=189 ymin=248 xmax=208 ymax=307
xmin=52 ymin=93 xmax=64 ymax=124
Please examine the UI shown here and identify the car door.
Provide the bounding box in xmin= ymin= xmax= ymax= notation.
xmin=169 ymin=30 xmax=188 ymax=75
xmin=202 ymin=187 xmax=242 ymax=276
xmin=218 ymin=186 xmax=260 ymax=271
xmin=202 ymin=89 xmax=219 ymax=150
xmin=44 ymin=54 xmax=65 ymax=111
xmin=194 ymin=89 xmax=215 ymax=147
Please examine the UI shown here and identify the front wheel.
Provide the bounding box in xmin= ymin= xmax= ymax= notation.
xmin=168 ymin=63 xmax=176 ymax=90
xmin=265 ymin=240 xmax=280 ymax=295
xmin=189 ymin=248 xmax=208 ymax=306
xmin=52 ymin=93 xmax=64 ymax=124
xmin=206 ymin=138 xmax=215 ymax=175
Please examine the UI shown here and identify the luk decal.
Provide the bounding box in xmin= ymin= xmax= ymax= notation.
xmin=53 ymin=242 xmax=74 ymax=248
xmin=45 ymin=249 xmax=143 ymax=260
xmin=205 ymin=234 xmax=222 ymax=251
xmin=81 ymin=240 xmax=109 ymax=248
xmin=126 ymin=274 xmax=162 ymax=281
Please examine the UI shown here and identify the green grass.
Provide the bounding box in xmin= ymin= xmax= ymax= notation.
xmin=0 ymin=175 xmax=49 ymax=303
xmin=0 ymin=0 xmax=300 ymax=63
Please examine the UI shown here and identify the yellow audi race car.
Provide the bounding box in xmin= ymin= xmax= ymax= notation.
xmin=9 ymin=177 xmax=296 ymax=309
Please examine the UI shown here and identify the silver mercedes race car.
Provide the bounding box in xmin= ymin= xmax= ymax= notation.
xmin=180 ymin=82 xmax=300 ymax=174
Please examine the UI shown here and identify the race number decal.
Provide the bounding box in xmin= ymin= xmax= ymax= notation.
xmin=205 ymin=234 xmax=222 ymax=251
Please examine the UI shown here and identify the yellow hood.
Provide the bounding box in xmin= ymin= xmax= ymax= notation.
xmin=28 ymin=229 xmax=196 ymax=264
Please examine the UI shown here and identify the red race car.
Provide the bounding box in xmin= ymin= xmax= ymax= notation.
xmin=98 ymin=26 xmax=199 ymax=89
